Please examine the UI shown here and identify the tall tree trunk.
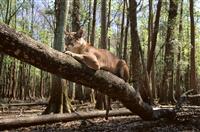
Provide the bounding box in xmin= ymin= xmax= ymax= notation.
xmin=129 ymin=0 xmax=141 ymax=90
xmin=89 ymin=0 xmax=98 ymax=104
xmin=71 ymin=0 xmax=84 ymax=102
xmin=19 ymin=62 xmax=25 ymax=100
xmin=107 ymin=0 xmax=112 ymax=51
xmin=123 ymin=0 xmax=129 ymax=62
xmin=129 ymin=0 xmax=151 ymax=102
xmin=11 ymin=59 xmax=17 ymax=99
xmin=147 ymin=0 xmax=162 ymax=99
xmin=90 ymin=0 xmax=97 ymax=46
xmin=161 ymin=0 xmax=179 ymax=103
xmin=95 ymin=0 xmax=108 ymax=110
xmin=147 ymin=0 xmax=153 ymax=60
xmin=100 ymin=0 xmax=107 ymax=49
xmin=72 ymin=0 xmax=80 ymax=32
xmin=175 ymin=0 xmax=183 ymax=99
xmin=119 ymin=0 xmax=126 ymax=59
xmin=189 ymin=0 xmax=196 ymax=93
xmin=44 ymin=0 xmax=72 ymax=114
xmin=123 ymin=15 xmax=129 ymax=62
xmin=39 ymin=70 xmax=44 ymax=98
xmin=147 ymin=0 xmax=162 ymax=75
xmin=87 ymin=0 xmax=92 ymax=42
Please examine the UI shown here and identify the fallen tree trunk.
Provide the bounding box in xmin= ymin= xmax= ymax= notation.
xmin=0 ymin=102 xmax=48 ymax=112
xmin=0 ymin=109 xmax=133 ymax=130
xmin=0 ymin=24 xmax=175 ymax=120
xmin=0 ymin=102 xmax=48 ymax=108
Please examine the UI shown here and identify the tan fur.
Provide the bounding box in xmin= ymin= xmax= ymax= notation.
xmin=64 ymin=29 xmax=129 ymax=120
xmin=64 ymin=29 xmax=129 ymax=82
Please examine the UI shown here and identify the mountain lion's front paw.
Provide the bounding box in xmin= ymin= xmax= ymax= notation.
xmin=64 ymin=51 xmax=73 ymax=57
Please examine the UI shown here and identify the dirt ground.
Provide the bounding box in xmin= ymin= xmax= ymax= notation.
xmin=1 ymin=102 xmax=200 ymax=132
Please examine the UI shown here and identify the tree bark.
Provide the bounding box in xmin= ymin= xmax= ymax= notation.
xmin=147 ymin=0 xmax=162 ymax=75
xmin=0 ymin=24 xmax=175 ymax=120
xmin=147 ymin=0 xmax=162 ymax=99
xmin=119 ymin=0 xmax=126 ymax=59
xmin=189 ymin=0 xmax=196 ymax=93
xmin=175 ymin=0 xmax=183 ymax=99
xmin=43 ymin=0 xmax=71 ymax=114
xmin=161 ymin=0 xmax=179 ymax=103
xmin=72 ymin=0 xmax=81 ymax=32
xmin=96 ymin=0 xmax=109 ymax=111
xmin=123 ymin=0 xmax=129 ymax=62
xmin=90 ymin=0 xmax=97 ymax=46
xmin=129 ymin=0 xmax=142 ymax=92
xmin=129 ymin=0 xmax=151 ymax=103
xmin=100 ymin=0 xmax=107 ymax=49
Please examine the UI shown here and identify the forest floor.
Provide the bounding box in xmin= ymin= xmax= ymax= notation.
xmin=0 ymin=100 xmax=200 ymax=132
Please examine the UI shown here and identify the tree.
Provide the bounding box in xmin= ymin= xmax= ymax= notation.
xmin=89 ymin=0 xmax=98 ymax=104
xmin=72 ymin=0 xmax=81 ymax=32
xmin=71 ymin=0 xmax=85 ymax=102
xmin=123 ymin=0 xmax=129 ymax=62
xmin=87 ymin=0 xmax=92 ymax=42
xmin=0 ymin=0 xmax=23 ymax=78
xmin=43 ymin=0 xmax=72 ymax=114
xmin=147 ymin=0 xmax=162 ymax=99
xmin=129 ymin=0 xmax=141 ymax=91
xmin=189 ymin=0 xmax=196 ymax=93
xmin=90 ymin=0 xmax=97 ymax=46
xmin=129 ymin=0 xmax=151 ymax=103
xmin=0 ymin=23 xmax=176 ymax=120
xmin=175 ymin=0 xmax=183 ymax=99
xmin=161 ymin=0 xmax=179 ymax=103
xmin=100 ymin=0 xmax=107 ymax=49
xmin=95 ymin=0 xmax=108 ymax=111
xmin=119 ymin=0 xmax=126 ymax=59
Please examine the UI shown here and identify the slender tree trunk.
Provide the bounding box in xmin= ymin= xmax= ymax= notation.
xmin=175 ymin=0 xmax=183 ymax=99
xmin=96 ymin=0 xmax=109 ymax=111
xmin=72 ymin=0 xmax=81 ymax=32
xmin=123 ymin=0 xmax=129 ymax=62
xmin=100 ymin=0 xmax=107 ymax=49
xmin=39 ymin=70 xmax=44 ymax=98
xmin=147 ymin=0 xmax=162 ymax=74
xmin=44 ymin=0 xmax=72 ymax=114
xmin=119 ymin=0 xmax=126 ymax=59
xmin=71 ymin=0 xmax=84 ymax=102
xmin=87 ymin=0 xmax=92 ymax=42
xmin=148 ymin=0 xmax=162 ymax=99
xmin=11 ymin=59 xmax=17 ymax=99
xmin=129 ymin=0 xmax=141 ymax=90
xmin=129 ymin=0 xmax=152 ymax=102
xmin=161 ymin=0 xmax=179 ymax=103
xmin=90 ymin=0 xmax=97 ymax=46
xmin=123 ymin=16 xmax=129 ymax=62
xmin=147 ymin=0 xmax=153 ymax=59
xmin=107 ymin=0 xmax=112 ymax=51
xmin=189 ymin=0 xmax=196 ymax=93
xmin=89 ymin=0 xmax=98 ymax=104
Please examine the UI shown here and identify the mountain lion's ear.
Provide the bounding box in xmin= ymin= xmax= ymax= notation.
xmin=75 ymin=28 xmax=84 ymax=38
